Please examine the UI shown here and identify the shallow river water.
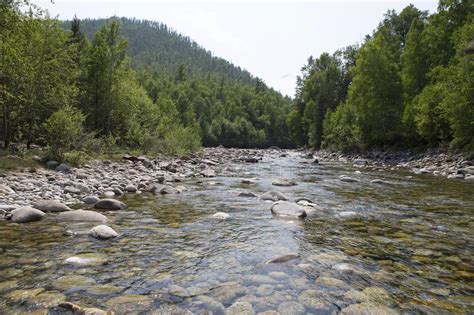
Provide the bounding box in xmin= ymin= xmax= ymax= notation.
xmin=1 ymin=152 xmax=473 ymax=314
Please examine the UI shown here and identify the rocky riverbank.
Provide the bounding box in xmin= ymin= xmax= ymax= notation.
xmin=310 ymin=149 xmax=474 ymax=181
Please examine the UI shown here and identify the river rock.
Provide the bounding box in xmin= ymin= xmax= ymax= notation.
xmin=0 ymin=184 xmax=15 ymax=194
xmin=159 ymin=185 xmax=180 ymax=194
xmin=94 ymin=199 xmax=127 ymax=210
xmin=53 ymin=275 xmax=95 ymax=290
xmin=124 ymin=185 xmax=137 ymax=192
xmin=271 ymin=201 xmax=306 ymax=218
xmin=272 ymin=179 xmax=297 ymax=186
xmin=64 ymin=253 xmax=108 ymax=266
xmin=11 ymin=207 xmax=45 ymax=223
xmin=33 ymin=200 xmax=71 ymax=212
xmin=260 ymin=190 xmax=288 ymax=202
xmin=57 ymin=210 xmax=107 ymax=222
xmin=55 ymin=163 xmax=72 ymax=174
xmin=55 ymin=302 xmax=108 ymax=315
xmin=213 ymin=212 xmax=231 ymax=220
xmin=212 ymin=282 xmax=247 ymax=303
xmin=201 ymin=168 xmax=216 ymax=177
xmin=89 ymin=225 xmax=118 ymax=239
xmin=82 ymin=195 xmax=100 ymax=204
xmin=315 ymin=276 xmax=347 ymax=288
xmin=226 ymin=302 xmax=255 ymax=315
xmin=339 ymin=175 xmax=359 ymax=183
xmin=266 ymin=253 xmax=300 ymax=264
xmin=353 ymin=159 xmax=368 ymax=167
xmin=241 ymin=179 xmax=256 ymax=184
xmin=277 ymin=301 xmax=305 ymax=315
xmin=64 ymin=186 xmax=81 ymax=194
xmin=238 ymin=192 xmax=258 ymax=198
xmin=340 ymin=302 xmax=398 ymax=315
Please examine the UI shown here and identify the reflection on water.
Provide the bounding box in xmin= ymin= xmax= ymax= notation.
xmin=1 ymin=152 xmax=473 ymax=313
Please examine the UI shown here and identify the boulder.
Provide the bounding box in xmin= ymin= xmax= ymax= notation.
xmin=271 ymin=201 xmax=306 ymax=218
xmin=260 ymin=190 xmax=288 ymax=202
xmin=201 ymin=168 xmax=216 ymax=177
xmin=124 ymin=185 xmax=137 ymax=193
xmin=339 ymin=175 xmax=359 ymax=183
xmin=11 ymin=207 xmax=45 ymax=223
xmin=272 ymin=179 xmax=297 ymax=186
xmin=213 ymin=212 xmax=231 ymax=220
xmin=33 ymin=200 xmax=71 ymax=212
xmin=82 ymin=195 xmax=100 ymax=204
xmin=57 ymin=210 xmax=107 ymax=222
xmin=94 ymin=199 xmax=127 ymax=210
xmin=55 ymin=163 xmax=72 ymax=174
xmin=159 ymin=185 xmax=180 ymax=195
xmin=89 ymin=225 xmax=118 ymax=240
xmin=46 ymin=161 xmax=60 ymax=169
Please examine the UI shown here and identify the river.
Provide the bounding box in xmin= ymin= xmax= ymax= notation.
xmin=0 ymin=150 xmax=473 ymax=314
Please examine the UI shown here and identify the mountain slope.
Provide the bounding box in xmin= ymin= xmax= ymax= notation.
xmin=68 ymin=17 xmax=256 ymax=85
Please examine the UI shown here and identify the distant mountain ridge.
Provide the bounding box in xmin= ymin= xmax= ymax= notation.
xmin=65 ymin=17 xmax=257 ymax=85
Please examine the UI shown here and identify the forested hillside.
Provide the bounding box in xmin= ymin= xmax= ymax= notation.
xmin=67 ymin=18 xmax=257 ymax=85
xmin=289 ymin=0 xmax=473 ymax=152
xmin=0 ymin=1 xmax=292 ymax=162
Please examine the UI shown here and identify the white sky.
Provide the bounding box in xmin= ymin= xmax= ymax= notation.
xmin=35 ymin=0 xmax=438 ymax=97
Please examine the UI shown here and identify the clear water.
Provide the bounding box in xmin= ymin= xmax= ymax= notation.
xmin=1 ymin=151 xmax=473 ymax=314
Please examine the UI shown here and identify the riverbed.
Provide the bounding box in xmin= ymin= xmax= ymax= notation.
xmin=0 ymin=150 xmax=473 ymax=314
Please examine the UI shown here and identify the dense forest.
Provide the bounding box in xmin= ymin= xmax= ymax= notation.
xmin=1 ymin=0 xmax=472 ymax=162
xmin=289 ymin=0 xmax=474 ymax=152
xmin=0 ymin=0 xmax=292 ymax=162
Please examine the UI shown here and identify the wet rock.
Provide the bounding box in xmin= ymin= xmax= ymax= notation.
xmin=353 ymin=159 xmax=368 ymax=167
xmin=212 ymin=282 xmax=247 ymax=303
xmin=340 ymin=302 xmax=398 ymax=315
xmin=82 ymin=195 xmax=100 ymax=204
xmin=53 ymin=275 xmax=96 ymax=290
xmin=11 ymin=206 xmax=45 ymax=223
xmin=6 ymin=288 xmax=46 ymax=303
xmin=266 ymin=253 xmax=300 ymax=264
xmin=298 ymin=289 xmax=333 ymax=309
xmin=277 ymin=301 xmax=305 ymax=315
xmin=57 ymin=210 xmax=107 ymax=222
xmin=226 ymin=302 xmax=255 ymax=315
xmin=339 ymin=175 xmax=359 ymax=183
xmin=272 ymin=179 xmax=297 ymax=186
xmin=333 ymin=263 xmax=365 ymax=274
xmin=371 ymin=179 xmax=389 ymax=184
xmin=33 ymin=199 xmax=71 ymax=212
xmin=94 ymin=199 xmax=127 ymax=210
xmin=64 ymin=253 xmax=108 ymax=266
xmin=256 ymin=284 xmax=274 ymax=296
xmin=213 ymin=212 xmax=231 ymax=220
xmin=315 ymin=276 xmax=347 ymax=288
xmin=124 ymin=185 xmax=137 ymax=193
xmin=271 ymin=201 xmax=306 ymax=218
xmin=196 ymin=296 xmax=226 ymax=314
xmin=337 ymin=211 xmax=358 ymax=218
xmin=54 ymin=302 xmax=108 ymax=315
xmin=239 ymin=192 xmax=258 ymax=198
xmin=159 ymin=185 xmax=180 ymax=194
xmin=89 ymin=225 xmax=118 ymax=240
xmin=106 ymin=294 xmax=152 ymax=312
xmin=103 ymin=191 xmax=115 ymax=198
xmin=167 ymin=284 xmax=190 ymax=297
xmin=295 ymin=197 xmax=313 ymax=204
xmin=260 ymin=190 xmax=289 ymax=202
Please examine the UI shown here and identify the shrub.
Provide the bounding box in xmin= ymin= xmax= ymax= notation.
xmin=43 ymin=105 xmax=86 ymax=161
xmin=146 ymin=125 xmax=201 ymax=156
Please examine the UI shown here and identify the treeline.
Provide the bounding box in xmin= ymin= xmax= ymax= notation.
xmin=289 ymin=0 xmax=474 ymax=152
xmin=0 ymin=1 xmax=292 ymax=161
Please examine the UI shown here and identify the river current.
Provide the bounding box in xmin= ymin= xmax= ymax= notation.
xmin=0 ymin=151 xmax=473 ymax=314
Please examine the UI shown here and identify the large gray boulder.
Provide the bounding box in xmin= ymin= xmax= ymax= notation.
xmin=11 ymin=207 xmax=45 ymax=223
xmin=82 ymin=196 xmax=100 ymax=205
xmin=89 ymin=225 xmax=118 ymax=240
xmin=57 ymin=210 xmax=107 ymax=222
xmin=33 ymin=200 xmax=71 ymax=212
xmin=271 ymin=201 xmax=306 ymax=218
xmin=260 ymin=190 xmax=288 ymax=202
xmin=94 ymin=199 xmax=127 ymax=210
